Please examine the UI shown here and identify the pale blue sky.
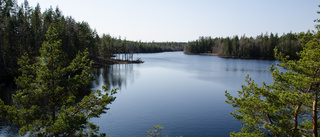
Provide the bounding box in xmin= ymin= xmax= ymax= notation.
xmin=19 ymin=0 xmax=319 ymax=42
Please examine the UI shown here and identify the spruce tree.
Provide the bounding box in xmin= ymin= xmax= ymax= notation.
xmin=0 ymin=25 xmax=116 ymax=136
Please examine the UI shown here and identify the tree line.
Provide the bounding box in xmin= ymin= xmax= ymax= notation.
xmin=184 ymin=32 xmax=310 ymax=60
xmin=99 ymin=34 xmax=185 ymax=60
xmin=0 ymin=0 xmax=185 ymax=82
xmin=0 ymin=0 xmax=99 ymax=80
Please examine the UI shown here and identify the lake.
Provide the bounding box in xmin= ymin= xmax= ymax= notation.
xmin=0 ymin=51 xmax=278 ymax=137
xmin=89 ymin=52 xmax=278 ymax=137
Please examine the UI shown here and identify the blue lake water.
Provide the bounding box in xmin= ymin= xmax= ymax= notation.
xmin=89 ymin=52 xmax=278 ymax=137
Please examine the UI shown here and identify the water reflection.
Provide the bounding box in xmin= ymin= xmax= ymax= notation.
xmin=90 ymin=64 xmax=139 ymax=91
xmin=224 ymin=59 xmax=273 ymax=73
xmin=0 ymin=83 xmax=21 ymax=136
xmin=0 ymin=81 xmax=15 ymax=105
xmin=0 ymin=119 xmax=20 ymax=137
xmin=0 ymin=64 xmax=139 ymax=136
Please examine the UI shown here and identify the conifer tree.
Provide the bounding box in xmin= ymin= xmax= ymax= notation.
xmin=0 ymin=25 xmax=116 ymax=136
xmin=225 ymin=29 xmax=320 ymax=136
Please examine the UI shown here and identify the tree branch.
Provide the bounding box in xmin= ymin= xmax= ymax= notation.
xmin=292 ymin=102 xmax=302 ymax=137
xmin=266 ymin=113 xmax=279 ymax=137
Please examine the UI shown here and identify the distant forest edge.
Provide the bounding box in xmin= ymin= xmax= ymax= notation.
xmin=0 ymin=1 xmax=185 ymax=79
xmin=184 ymin=32 xmax=312 ymax=60
xmin=99 ymin=34 xmax=185 ymax=58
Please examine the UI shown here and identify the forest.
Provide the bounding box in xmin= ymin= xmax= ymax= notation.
xmin=0 ymin=0 xmax=185 ymax=84
xmin=184 ymin=32 xmax=311 ymax=60
xmin=99 ymin=34 xmax=185 ymax=59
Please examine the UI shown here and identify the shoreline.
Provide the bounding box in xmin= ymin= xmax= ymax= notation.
xmin=184 ymin=52 xmax=275 ymax=60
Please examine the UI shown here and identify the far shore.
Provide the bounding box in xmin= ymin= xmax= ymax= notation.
xmin=184 ymin=52 xmax=275 ymax=60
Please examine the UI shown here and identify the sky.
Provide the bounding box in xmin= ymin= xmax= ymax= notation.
xmin=18 ymin=0 xmax=319 ymax=42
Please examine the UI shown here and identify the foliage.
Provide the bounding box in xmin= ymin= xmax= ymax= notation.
xmin=99 ymin=34 xmax=186 ymax=59
xmin=146 ymin=125 xmax=183 ymax=137
xmin=147 ymin=125 xmax=166 ymax=137
xmin=225 ymin=29 xmax=320 ymax=136
xmin=0 ymin=26 xmax=117 ymax=136
xmin=185 ymin=32 xmax=304 ymax=60
xmin=0 ymin=0 xmax=100 ymax=83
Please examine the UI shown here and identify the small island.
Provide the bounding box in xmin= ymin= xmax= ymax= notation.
xmin=92 ymin=56 xmax=144 ymax=68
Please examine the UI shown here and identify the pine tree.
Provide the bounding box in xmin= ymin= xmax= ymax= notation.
xmin=0 ymin=25 xmax=116 ymax=136
xmin=225 ymin=29 xmax=320 ymax=136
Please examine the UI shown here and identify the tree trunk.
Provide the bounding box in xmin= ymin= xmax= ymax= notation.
xmin=292 ymin=103 xmax=302 ymax=137
xmin=52 ymin=96 xmax=55 ymax=122
xmin=267 ymin=113 xmax=279 ymax=137
xmin=22 ymin=34 xmax=26 ymax=53
xmin=0 ymin=40 xmax=6 ymax=69
xmin=52 ymin=83 xmax=56 ymax=122
xmin=312 ymin=67 xmax=319 ymax=137
xmin=68 ymin=18 xmax=71 ymax=52
xmin=313 ymin=93 xmax=318 ymax=137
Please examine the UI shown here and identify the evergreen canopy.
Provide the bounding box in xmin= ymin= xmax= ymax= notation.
xmin=0 ymin=25 xmax=117 ymax=136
